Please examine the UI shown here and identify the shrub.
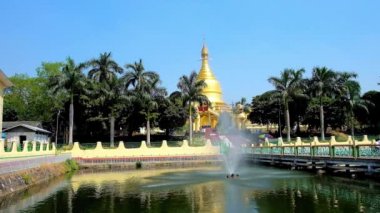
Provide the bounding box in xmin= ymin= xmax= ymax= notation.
xmin=21 ymin=174 xmax=32 ymax=185
xmin=64 ymin=159 xmax=79 ymax=172
xmin=331 ymin=131 xmax=349 ymax=141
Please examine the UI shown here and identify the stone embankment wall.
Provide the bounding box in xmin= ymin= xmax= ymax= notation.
xmin=0 ymin=163 xmax=68 ymax=197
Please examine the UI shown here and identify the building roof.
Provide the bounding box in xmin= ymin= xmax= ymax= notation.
xmin=3 ymin=124 xmax=51 ymax=134
xmin=3 ymin=121 xmax=42 ymax=129
xmin=0 ymin=70 xmax=13 ymax=88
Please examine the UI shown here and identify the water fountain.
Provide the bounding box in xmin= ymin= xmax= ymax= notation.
xmin=216 ymin=112 xmax=248 ymax=177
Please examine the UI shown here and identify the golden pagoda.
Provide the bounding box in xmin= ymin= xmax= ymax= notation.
xmin=194 ymin=44 xmax=231 ymax=131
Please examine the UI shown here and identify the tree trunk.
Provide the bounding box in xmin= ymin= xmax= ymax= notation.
xmin=285 ymin=102 xmax=291 ymax=142
xmin=147 ymin=119 xmax=151 ymax=146
xmin=55 ymin=110 xmax=60 ymax=147
xmin=69 ymin=95 xmax=74 ymax=145
xmin=320 ymin=98 xmax=325 ymax=141
xmin=189 ymin=103 xmax=193 ymax=145
xmin=351 ymin=111 xmax=355 ymax=139
xmin=110 ymin=116 xmax=115 ymax=147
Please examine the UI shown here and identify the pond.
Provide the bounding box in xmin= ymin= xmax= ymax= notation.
xmin=1 ymin=165 xmax=380 ymax=213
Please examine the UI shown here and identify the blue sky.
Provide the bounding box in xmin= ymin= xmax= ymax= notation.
xmin=1 ymin=1 xmax=379 ymax=104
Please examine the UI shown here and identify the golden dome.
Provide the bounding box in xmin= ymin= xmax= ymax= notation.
xmin=197 ymin=44 xmax=224 ymax=104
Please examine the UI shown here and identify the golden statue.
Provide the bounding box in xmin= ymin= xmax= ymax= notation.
xmin=194 ymin=44 xmax=231 ymax=131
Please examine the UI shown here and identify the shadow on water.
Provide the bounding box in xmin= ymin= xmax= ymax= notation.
xmin=1 ymin=165 xmax=380 ymax=213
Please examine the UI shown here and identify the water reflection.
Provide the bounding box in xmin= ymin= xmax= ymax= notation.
xmin=1 ymin=166 xmax=380 ymax=213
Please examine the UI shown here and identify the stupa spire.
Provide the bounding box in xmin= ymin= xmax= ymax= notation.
xmin=198 ymin=43 xmax=216 ymax=79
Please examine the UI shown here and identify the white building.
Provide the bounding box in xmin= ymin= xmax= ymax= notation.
xmin=3 ymin=123 xmax=51 ymax=144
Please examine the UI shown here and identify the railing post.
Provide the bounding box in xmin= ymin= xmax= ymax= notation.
xmin=23 ymin=141 xmax=29 ymax=152
xmin=0 ymin=139 xmax=4 ymax=153
xmin=331 ymin=146 xmax=335 ymax=158
xmin=352 ymin=138 xmax=358 ymax=158
xmin=11 ymin=142 xmax=18 ymax=153
xmin=356 ymin=145 xmax=360 ymax=158
xmin=32 ymin=141 xmax=36 ymax=152
xmin=310 ymin=144 xmax=314 ymax=157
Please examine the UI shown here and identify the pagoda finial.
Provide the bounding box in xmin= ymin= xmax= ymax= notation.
xmin=201 ymin=43 xmax=208 ymax=60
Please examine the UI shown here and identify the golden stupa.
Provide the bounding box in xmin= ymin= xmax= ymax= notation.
xmin=194 ymin=44 xmax=231 ymax=131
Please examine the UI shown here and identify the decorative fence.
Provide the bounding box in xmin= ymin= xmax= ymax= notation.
xmin=246 ymin=135 xmax=380 ymax=159
xmin=0 ymin=140 xmax=57 ymax=159
xmin=65 ymin=140 xmax=220 ymax=159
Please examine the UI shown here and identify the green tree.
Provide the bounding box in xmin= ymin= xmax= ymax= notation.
xmin=123 ymin=60 xmax=160 ymax=144
xmin=3 ymin=63 xmax=64 ymax=127
xmin=338 ymin=73 xmax=372 ymax=138
xmin=248 ymin=91 xmax=283 ymax=133
xmin=309 ymin=67 xmax=337 ymax=141
xmin=268 ymin=69 xmax=305 ymax=142
xmin=83 ymin=77 xmax=128 ymax=147
xmin=87 ymin=52 xmax=123 ymax=84
xmin=87 ymin=52 xmax=124 ymax=146
xmin=361 ymin=91 xmax=380 ymax=132
xmin=172 ymin=71 xmax=209 ymax=144
xmin=123 ymin=59 xmax=158 ymax=92
xmin=139 ymin=78 xmax=166 ymax=145
xmin=158 ymin=94 xmax=188 ymax=136
xmin=49 ymin=58 xmax=86 ymax=145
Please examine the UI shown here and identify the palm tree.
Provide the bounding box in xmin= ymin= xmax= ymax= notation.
xmin=309 ymin=67 xmax=337 ymax=141
xmin=87 ymin=52 xmax=123 ymax=84
xmin=268 ymin=69 xmax=305 ymax=142
xmin=139 ymin=78 xmax=166 ymax=146
xmin=87 ymin=52 xmax=123 ymax=146
xmin=84 ymin=78 xmax=129 ymax=147
xmin=49 ymin=58 xmax=86 ymax=145
xmin=123 ymin=60 xmax=160 ymax=145
xmin=123 ymin=59 xmax=158 ymax=92
xmin=337 ymin=72 xmax=372 ymax=138
xmin=172 ymin=71 xmax=209 ymax=144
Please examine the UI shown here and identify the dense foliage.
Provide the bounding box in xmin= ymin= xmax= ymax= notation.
xmin=3 ymin=54 xmax=188 ymax=144
xmin=249 ymin=67 xmax=380 ymax=138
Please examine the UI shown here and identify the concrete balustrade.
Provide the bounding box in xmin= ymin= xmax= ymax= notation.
xmin=250 ymin=135 xmax=379 ymax=159
xmin=0 ymin=140 xmax=56 ymax=159
xmin=66 ymin=139 xmax=220 ymax=158
xmin=257 ymin=135 xmax=376 ymax=148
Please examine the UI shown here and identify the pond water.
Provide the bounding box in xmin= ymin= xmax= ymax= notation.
xmin=1 ymin=165 xmax=380 ymax=213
